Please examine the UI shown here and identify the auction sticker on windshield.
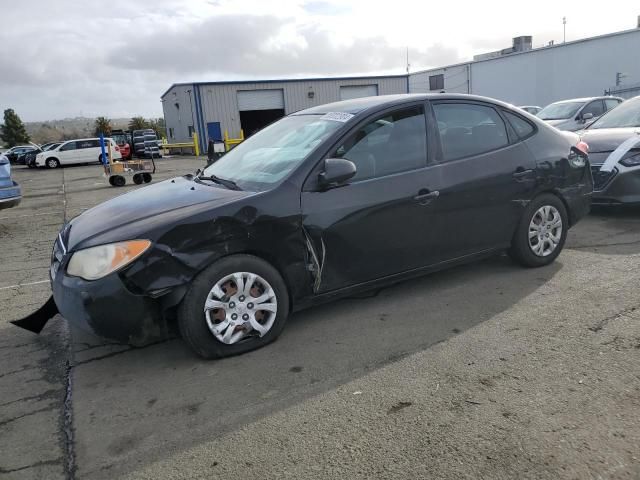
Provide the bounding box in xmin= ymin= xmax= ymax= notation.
xmin=320 ymin=112 xmax=354 ymax=122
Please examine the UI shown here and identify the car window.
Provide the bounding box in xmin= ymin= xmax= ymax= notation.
xmin=582 ymin=100 xmax=605 ymax=117
xmin=537 ymin=101 xmax=583 ymax=120
xmin=503 ymin=111 xmax=535 ymax=139
xmin=77 ymin=140 xmax=99 ymax=149
xmin=332 ymin=106 xmax=427 ymax=181
xmin=60 ymin=142 xmax=77 ymax=152
xmin=433 ymin=103 xmax=509 ymax=161
xmin=604 ymin=99 xmax=621 ymax=111
xmin=588 ymin=97 xmax=640 ymax=129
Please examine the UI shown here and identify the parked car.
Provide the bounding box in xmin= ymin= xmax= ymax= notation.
xmin=25 ymin=142 xmax=62 ymax=168
xmin=14 ymin=94 xmax=592 ymax=358
xmin=579 ymin=96 xmax=640 ymax=205
xmin=4 ymin=145 xmax=38 ymax=164
xmin=537 ymin=96 xmax=623 ymax=131
xmin=0 ymin=153 xmax=21 ymax=210
xmin=111 ymin=130 xmax=132 ymax=160
xmin=34 ymin=138 xmax=122 ymax=168
xmin=519 ymin=105 xmax=542 ymax=115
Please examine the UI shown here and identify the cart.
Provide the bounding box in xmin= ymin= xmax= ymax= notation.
xmin=105 ymin=158 xmax=155 ymax=187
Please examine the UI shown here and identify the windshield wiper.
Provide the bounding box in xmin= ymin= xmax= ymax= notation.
xmin=196 ymin=173 xmax=242 ymax=190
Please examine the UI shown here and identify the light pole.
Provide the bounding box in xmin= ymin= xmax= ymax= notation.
xmin=563 ymin=17 xmax=566 ymax=43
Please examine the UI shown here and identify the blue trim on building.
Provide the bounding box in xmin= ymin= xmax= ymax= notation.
xmin=193 ymin=85 xmax=207 ymax=154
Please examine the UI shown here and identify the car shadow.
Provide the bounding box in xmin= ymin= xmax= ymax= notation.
xmin=565 ymin=206 xmax=640 ymax=255
xmin=65 ymin=254 xmax=561 ymax=478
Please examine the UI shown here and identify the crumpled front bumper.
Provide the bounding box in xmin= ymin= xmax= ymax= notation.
xmin=591 ymin=165 xmax=640 ymax=205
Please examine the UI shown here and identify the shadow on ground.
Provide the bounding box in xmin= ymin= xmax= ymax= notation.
xmin=64 ymin=254 xmax=561 ymax=478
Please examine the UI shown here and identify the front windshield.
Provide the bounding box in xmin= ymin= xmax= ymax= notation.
xmin=203 ymin=114 xmax=343 ymax=191
xmin=537 ymin=101 xmax=584 ymax=120
xmin=588 ymin=98 xmax=640 ymax=129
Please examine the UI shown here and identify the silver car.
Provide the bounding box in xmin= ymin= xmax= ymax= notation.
xmin=537 ymin=96 xmax=623 ymax=131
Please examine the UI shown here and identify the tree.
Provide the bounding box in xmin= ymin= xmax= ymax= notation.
xmin=129 ymin=116 xmax=148 ymax=131
xmin=0 ymin=109 xmax=30 ymax=147
xmin=94 ymin=117 xmax=112 ymax=137
xmin=148 ymin=117 xmax=166 ymax=138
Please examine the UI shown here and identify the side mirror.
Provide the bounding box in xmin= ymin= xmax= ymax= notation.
xmin=318 ymin=158 xmax=356 ymax=189
xmin=581 ymin=112 xmax=594 ymax=122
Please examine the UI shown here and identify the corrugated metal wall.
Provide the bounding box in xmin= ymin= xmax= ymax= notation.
xmin=408 ymin=65 xmax=470 ymax=94
xmin=161 ymin=86 xmax=198 ymax=143
xmin=162 ymin=76 xmax=408 ymax=147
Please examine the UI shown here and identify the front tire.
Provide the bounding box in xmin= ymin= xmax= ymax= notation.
xmin=46 ymin=158 xmax=60 ymax=169
xmin=178 ymin=255 xmax=289 ymax=359
xmin=509 ymin=193 xmax=568 ymax=268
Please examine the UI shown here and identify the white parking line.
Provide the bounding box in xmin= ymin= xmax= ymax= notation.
xmin=0 ymin=280 xmax=49 ymax=291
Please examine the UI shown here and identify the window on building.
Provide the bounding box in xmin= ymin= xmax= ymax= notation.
xmin=503 ymin=111 xmax=535 ymax=139
xmin=188 ymin=125 xmax=195 ymax=138
xmin=429 ymin=74 xmax=444 ymax=91
xmin=332 ymin=106 xmax=427 ymax=181
xmin=169 ymin=127 xmax=174 ymax=139
xmin=433 ymin=103 xmax=508 ymax=161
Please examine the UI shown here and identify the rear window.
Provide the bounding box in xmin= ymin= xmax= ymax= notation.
xmin=433 ymin=103 xmax=509 ymax=161
xmin=503 ymin=111 xmax=535 ymax=139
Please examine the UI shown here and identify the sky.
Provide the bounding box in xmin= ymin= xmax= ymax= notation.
xmin=1 ymin=0 xmax=638 ymax=121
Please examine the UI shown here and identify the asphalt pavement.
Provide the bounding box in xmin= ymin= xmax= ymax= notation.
xmin=1 ymin=158 xmax=639 ymax=479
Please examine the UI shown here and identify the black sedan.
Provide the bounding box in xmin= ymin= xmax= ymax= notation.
xmin=579 ymin=96 xmax=640 ymax=205
xmin=14 ymin=94 xmax=592 ymax=358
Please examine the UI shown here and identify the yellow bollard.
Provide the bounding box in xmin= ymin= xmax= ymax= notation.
xmin=193 ymin=132 xmax=200 ymax=156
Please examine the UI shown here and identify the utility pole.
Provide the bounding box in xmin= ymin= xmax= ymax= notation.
xmin=563 ymin=17 xmax=566 ymax=43
xmin=406 ymin=47 xmax=410 ymax=74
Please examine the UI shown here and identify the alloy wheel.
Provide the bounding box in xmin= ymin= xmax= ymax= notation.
xmin=203 ymin=272 xmax=278 ymax=345
xmin=528 ymin=205 xmax=563 ymax=257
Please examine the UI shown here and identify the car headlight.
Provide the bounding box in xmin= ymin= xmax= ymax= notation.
xmin=66 ymin=240 xmax=151 ymax=280
xmin=620 ymin=153 xmax=640 ymax=167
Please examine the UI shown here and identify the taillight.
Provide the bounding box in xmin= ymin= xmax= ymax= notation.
xmin=576 ymin=141 xmax=589 ymax=155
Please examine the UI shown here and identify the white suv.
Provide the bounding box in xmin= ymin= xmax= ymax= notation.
xmin=35 ymin=138 xmax=122 ymax=168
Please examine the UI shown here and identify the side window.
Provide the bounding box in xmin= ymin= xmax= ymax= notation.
xmin=604 ymin=99 xmax=621 ymax=111
xmin=332 ymin=106 xmax=427 ymax=181
xmin=77 ymin=140 xmax=98 ymax=149
xmin=503 ymin=111 xmax=535 ymax=139
xmin=433 ymin=103 xmax=509 ymax=161
xmin=59 ymin=142 xmax=77 ymax=152
xmin=582 ymin=100 xmax=605 ymax=117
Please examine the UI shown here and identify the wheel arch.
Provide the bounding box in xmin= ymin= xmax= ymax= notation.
xmin=536 ymin=188 xmax=574 ymax=226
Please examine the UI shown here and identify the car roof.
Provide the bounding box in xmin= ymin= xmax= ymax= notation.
xmin=63 ymin=137 xmax=113 ymax=142
xmin=294 ymin=93 xmax=516 ymax=116
xmin=551 ymin=96 xmax=622 ymax=105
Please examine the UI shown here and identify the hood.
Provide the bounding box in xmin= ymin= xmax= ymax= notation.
xmin=544 ymin=119 xmax=576 ymax=130
xmin=579 ymin=127 xmax=640 ymax=153
xmin=66 ymin=176 xmax=251 ymax=250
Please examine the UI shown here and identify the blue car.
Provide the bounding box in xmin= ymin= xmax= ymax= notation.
xmin=0 ymin=154 xmax=21 ymax=210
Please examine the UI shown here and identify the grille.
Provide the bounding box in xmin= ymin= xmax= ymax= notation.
xmin=591 ymin=165 xmax=617 ymax=191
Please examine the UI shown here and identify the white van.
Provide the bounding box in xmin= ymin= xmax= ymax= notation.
xmin=35 ymin=138 xmax=122 ymax=168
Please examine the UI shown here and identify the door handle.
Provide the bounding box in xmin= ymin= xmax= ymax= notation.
xmin=414 ymin=189 xmax=440 ymax=205
xmin=512 ymin=168 xmax=534 ymax=180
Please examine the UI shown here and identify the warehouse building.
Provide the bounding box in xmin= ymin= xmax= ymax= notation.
xmin=161 ymin=76 xmax=407 ymax=151
xmin=162 ymin=24 xmax=640 ymax=151
xmin=409 ymin=26 xmax=640 ymax=107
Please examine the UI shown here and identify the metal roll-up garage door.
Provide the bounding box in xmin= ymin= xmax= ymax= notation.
xmin=237 ymin=89 xmax=285 ymax=111
xmin=339 ymin=84 xmax=378 ymax=100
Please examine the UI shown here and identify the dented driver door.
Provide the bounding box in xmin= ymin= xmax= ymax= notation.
xmin=300 ymin=104 xmax=439 ymax=293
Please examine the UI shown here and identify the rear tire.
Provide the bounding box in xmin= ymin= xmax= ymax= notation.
xmin=142 ymin=173 xmax=152 ymax=183
xmin=508 ymin=193 xmax=568 ymax=268
xmin=178 ymin=255 xmax=289 ymax=359
xmin=112 ymin=175 xmax=126 ymax=187
xmin=133 ymin=174 xmax=143 ymax=185
xmin=46 ymin=158 xmax=60 ymax=169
